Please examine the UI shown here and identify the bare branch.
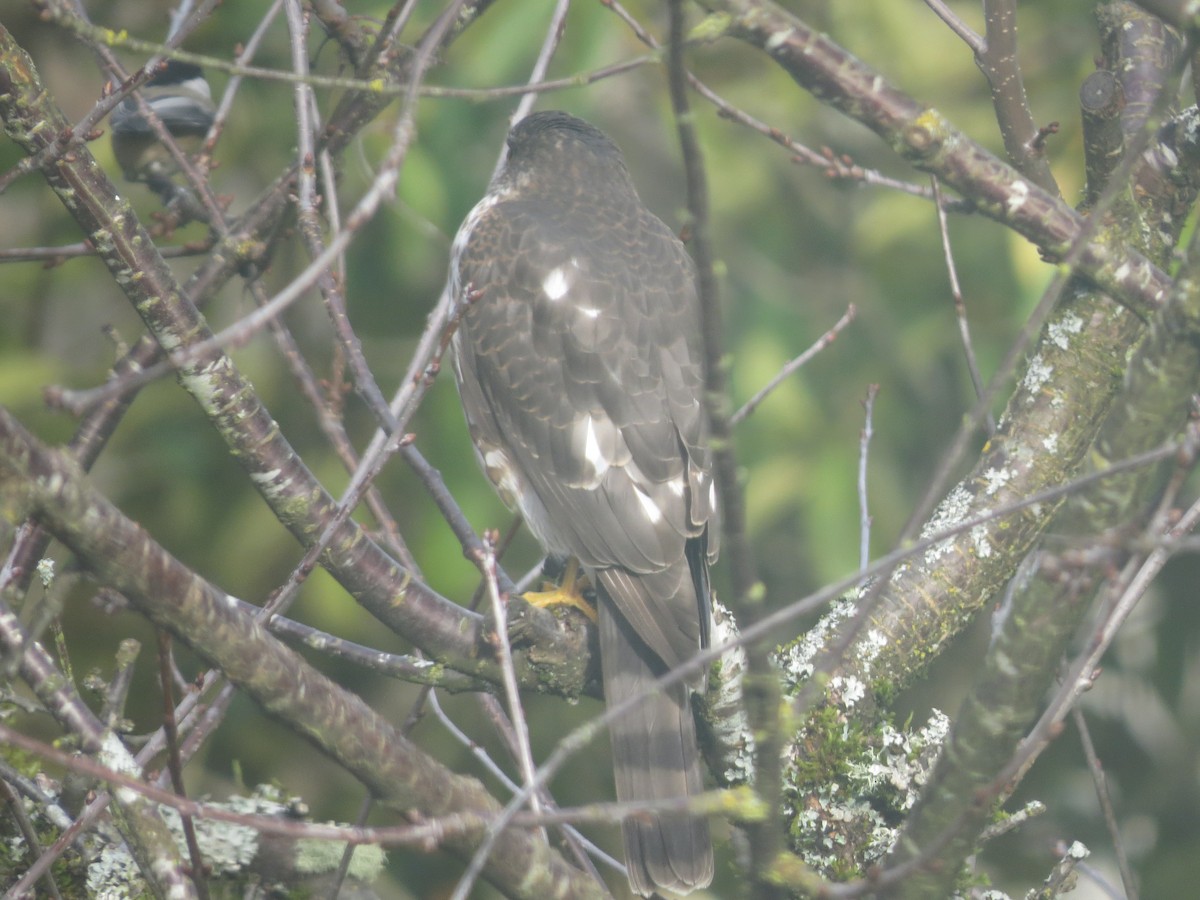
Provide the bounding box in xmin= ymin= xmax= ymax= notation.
xmin=699 ymin=0 xmax=1171 ymax=315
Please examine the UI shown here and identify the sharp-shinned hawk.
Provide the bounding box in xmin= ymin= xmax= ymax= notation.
xmin=447 ymin=110 xmax=717 ymax=896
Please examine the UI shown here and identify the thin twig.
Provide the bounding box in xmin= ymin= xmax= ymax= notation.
xmin=156 ymin=631 xmax=210 ymax=900
xmin=732 ymin=304 xmax=857 ymax=425
xmin=0 ymin=777 xmax=64 ymax=900
xmin=666 ymin=3 xmax=783 ymax=895
xmin=449 ymin=533 xmax=545 ymax=900
xmin=999 ymin=431 xmax=1200 ymax=791
xmin=932 ymin=176 xmax=995 ymax=434
xmin=1071 ymin=706 xmax=1139 ymax=900
xmin=497 ymin=0 xmax=574 ymax=182
xmin=207 ymin=0 xmax=283 ymax=148
xmin=605 ymin=0 xmax=938 ymax=198
xmin=923 ymin=0 xmax=985 ymax=52
xmin=858 ymin=384 xmax=879 ymax=572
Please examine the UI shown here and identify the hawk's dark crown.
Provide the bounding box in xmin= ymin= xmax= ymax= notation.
xmin=495 ymin=110 xmax=635 ymax=199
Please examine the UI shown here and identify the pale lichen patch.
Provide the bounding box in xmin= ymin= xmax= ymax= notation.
xmin=970 ymin=525 xmax=993 ymax=559
xmin=788 ymin=709 xmax=952 ymax=877
xmin=1005 ymin=179 xmax=1029 ymax=216
xmin=774 ymin=595 xmax=860 ymax=688
xmin=1022 ymin=353 xmax=1053 ymax=393
xmin=983 ymin=466 xmax=1012 ymax=496
xmin=830 ymin=674 xmax=866 ymax=708
xmin=918 ymin=485 xmax=972 ymax=565
xmin=1047 ymin=312 xmax=1084 ymax=350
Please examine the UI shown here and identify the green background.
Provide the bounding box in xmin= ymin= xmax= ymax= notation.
xmin=2 ymin=1 xmax=1197 ymax=897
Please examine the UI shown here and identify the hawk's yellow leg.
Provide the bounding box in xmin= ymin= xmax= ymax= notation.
xmin=522 ymin=558 xmax=598 ymax=623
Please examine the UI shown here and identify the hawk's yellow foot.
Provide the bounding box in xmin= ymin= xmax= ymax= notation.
xmin=522 ymin=558 xmax=597 ymax=623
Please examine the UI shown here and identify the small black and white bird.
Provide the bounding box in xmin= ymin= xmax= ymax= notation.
xmin=110 ymin=60 xmax=214 ymax=190
xmin=447 ymin=111 xmax=717 ymax=896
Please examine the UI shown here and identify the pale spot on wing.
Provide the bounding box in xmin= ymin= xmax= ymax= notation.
xmin=583 ymin=416 xmax=610 ymax=478
xmin=709 ymin=480 xmax=717 ymax=510
xmin=668 ymin=477 xmax=686 ymax=497
xmin=578 ymin=306 xmax=601 ymax=319
xmin=483 ymin=448 xmax=521 ymax=502
xmin=543 ymin=266 xmax=570 ymax=301
xmin=634 ymin=484 xmax=663 ymax=524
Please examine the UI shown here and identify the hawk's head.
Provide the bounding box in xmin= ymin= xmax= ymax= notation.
xmin=492 ymin=110 xmax=637 ymax=200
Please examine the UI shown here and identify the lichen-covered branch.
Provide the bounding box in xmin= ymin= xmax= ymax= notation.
xmin=750 ymin=2 xmax=1200 ymax=885
xmin=0 ymin=566 xmax=194 ymax=897
xmin=885 ymin=190 xmax=1200 ymax=898
xmin=0 ymin=407 xmax=604 ymax=900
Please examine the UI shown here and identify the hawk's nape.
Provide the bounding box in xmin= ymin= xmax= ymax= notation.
xmin=447 ymin=110 xmax=717 ymax=896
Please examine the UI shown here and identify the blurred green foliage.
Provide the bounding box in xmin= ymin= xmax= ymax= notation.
xmin=2 ymin=0 xmax=1197 ymax=897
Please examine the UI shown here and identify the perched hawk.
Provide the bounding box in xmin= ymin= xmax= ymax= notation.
xmin=447 ymin=111 xmax=717 ymax=896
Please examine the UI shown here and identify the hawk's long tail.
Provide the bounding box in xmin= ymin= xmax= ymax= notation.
xmin=599 ymin=600 xmax=713 ymax=896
